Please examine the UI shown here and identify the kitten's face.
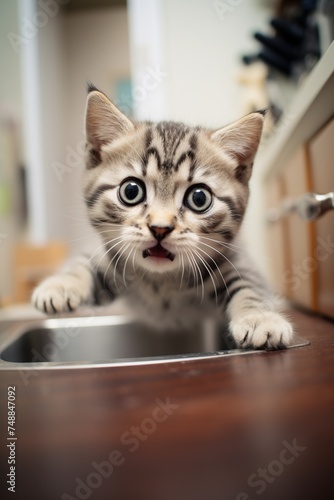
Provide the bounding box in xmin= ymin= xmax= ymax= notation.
xmin=84 ymin=87 xmax=264 ymax=276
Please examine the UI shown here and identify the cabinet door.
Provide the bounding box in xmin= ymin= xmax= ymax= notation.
xmin=266 ymin=176 xmax=289 ymax=295
xmin=308 ymin=116 xmax=334 ymax=317
xmin=282 ymin=147 xmax=316 ymax=309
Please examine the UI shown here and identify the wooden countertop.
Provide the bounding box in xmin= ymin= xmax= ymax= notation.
xmin=0 ymin=308 xmax=334 ymax=500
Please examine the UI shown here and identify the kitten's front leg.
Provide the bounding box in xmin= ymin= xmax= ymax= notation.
xmin=32 ymin=255 xmax=95 ymax=314
xmin=226 ymin=287 xmax=293 ymax=349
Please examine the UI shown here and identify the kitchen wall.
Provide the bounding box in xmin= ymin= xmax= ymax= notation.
xmin=162 ymin=0 xmax=271 ymax=127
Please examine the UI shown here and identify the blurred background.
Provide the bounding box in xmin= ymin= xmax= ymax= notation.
xmin=0 ymin=0 xmax=333 ymax=312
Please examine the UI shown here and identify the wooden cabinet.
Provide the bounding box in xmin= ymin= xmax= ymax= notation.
xmin=308 ymin=117 xmax=334 ymax=317
xmin=266 ymin=176 xmax=288 ymax=296
xmin=266 ymin=116 xmax=334 ymax=318
xmin=259 ymin=43 xmax=334 ymax=317
xmin=282 ymin=147 xmax=315 ymax=309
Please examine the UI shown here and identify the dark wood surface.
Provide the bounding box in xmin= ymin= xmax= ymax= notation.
xmin=1 ymin=308 xmax=334 ymax=500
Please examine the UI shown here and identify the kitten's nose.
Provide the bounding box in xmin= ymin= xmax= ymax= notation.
xmin=149 ymin=225 xmax=174 ymax=241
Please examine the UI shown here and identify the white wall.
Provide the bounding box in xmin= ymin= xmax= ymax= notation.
xmin=130 ymin=0 xmax=271 ymax=127
xmin=128 ymin=0 xmax=166 ymax=121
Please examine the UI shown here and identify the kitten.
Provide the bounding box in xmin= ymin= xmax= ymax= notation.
xmin=32 ymin=84 xmax=293 ymax=349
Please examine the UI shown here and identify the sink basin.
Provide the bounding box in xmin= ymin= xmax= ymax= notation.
xmin=0 ymin=315 xmax=309 ymax=369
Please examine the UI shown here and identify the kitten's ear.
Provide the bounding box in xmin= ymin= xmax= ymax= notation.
xmin=210 ymin=111 xmax=265 ymax=182
xmin=85 ymin=84 xmax=134 ymax=153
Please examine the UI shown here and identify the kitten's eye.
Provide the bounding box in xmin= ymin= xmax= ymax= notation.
xmin=119 ymin=178 xmax=146 ymax=206
xmin=184 ymin=185 xmax=213 ymax=213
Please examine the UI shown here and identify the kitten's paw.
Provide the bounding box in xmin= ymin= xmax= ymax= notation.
xmin=229 ymin=310 xmax=293 ymax=349
xmin=32 ymin=274 xmax=90 ymax=314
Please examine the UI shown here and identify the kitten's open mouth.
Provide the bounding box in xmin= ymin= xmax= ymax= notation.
xmin=143 ymin=244 xmax=175 ymax=262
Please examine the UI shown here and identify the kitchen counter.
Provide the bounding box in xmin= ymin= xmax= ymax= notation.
xmin=0 ymin=308 xmax=333 ymax=500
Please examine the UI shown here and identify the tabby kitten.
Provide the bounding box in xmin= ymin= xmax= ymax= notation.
xmin=33 ymin=85 xmax=293 ymax=349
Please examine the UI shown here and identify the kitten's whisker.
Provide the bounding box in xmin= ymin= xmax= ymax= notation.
xmin=194 ymin=252 xmax=205 ymax=304
xmin=107 ymin=242 xmax=130 ymax=292
xmin=73 ymin=192 xmax=93 ymax=202
xmin=188 ymin=248 xmax=204 ymax=303
xmin=61 ymin=214 xmax=92 ymax=223
xmin=68 ymin=228 xmax=122 ymax=243
xmin=89 ymin=234 xmax=123 ymax=260
xmin=132 ymin=242 xmax=139 ymax=273
xmin=88 ymin=235 xmax=126 ymax=270
xmin=195 ymin=244 xmax=229 ymax=301
xmin=92 ymin=237 xmax=127 ymax=280
xmin=62 ymin=211 xmax=121 ymax=227
xmin=198 ymin=240 xmax=244 ymax=282
xmin=199 ymin=235 xmax=243 ymax=253
xmin=113 ymin=242 xmax=130 ymax=292
xmin=192 ymin=248 xmax=217 ymax=304
xmin=182 ymin=253 xmax=190 ymax=289
xmin=68 ymin=235 xmax=95 ymax=243
xmin=188 ymin=250 xmax=199 ymax=292
xmin=200 ymin=235 xmax=241 ymax=248
xmin=184 ymin=251 xmax=197 ymax=292
xmin=95 ymin=227 xmax=122 ymax=233
xmin=123 ymin=243 xmax=137 ymax=286
xmin=217 ymin=241 xmax=244 ymax=251
xmin=101 ymin=241 xmax=128 ymax=292
xmin=179 ymin=253 xmax=185 ymax=290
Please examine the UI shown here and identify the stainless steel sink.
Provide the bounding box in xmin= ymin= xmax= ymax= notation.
xmin=0 ymin=315 xmax=309 ymax=369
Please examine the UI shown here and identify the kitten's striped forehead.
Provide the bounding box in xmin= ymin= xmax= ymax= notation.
xmin=142 ymin=121 xmax=198 ymax=181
